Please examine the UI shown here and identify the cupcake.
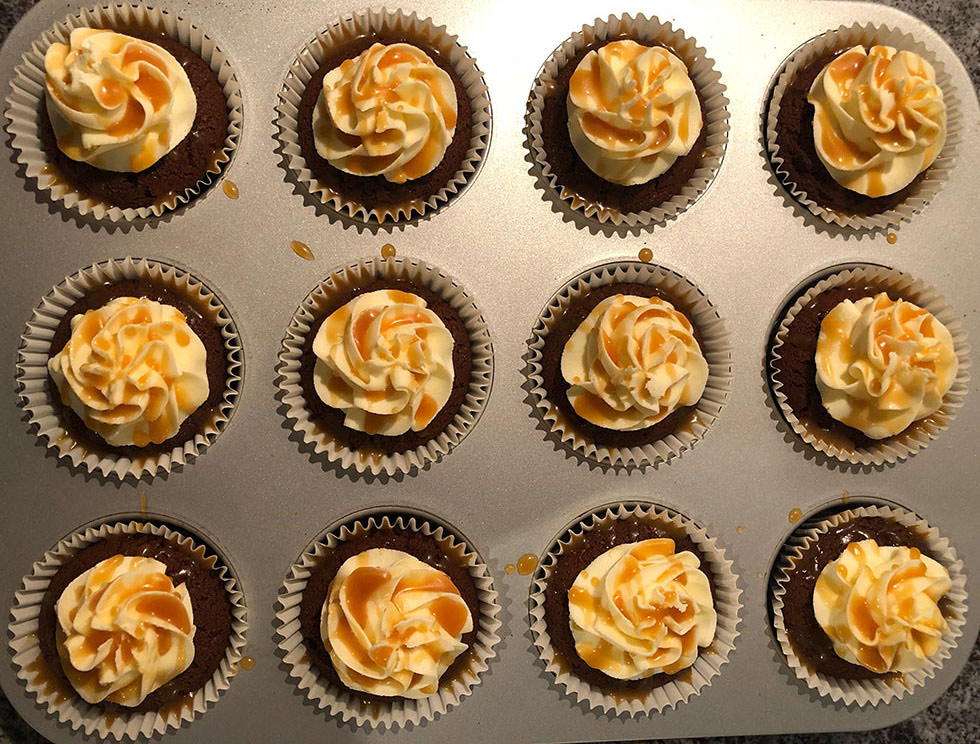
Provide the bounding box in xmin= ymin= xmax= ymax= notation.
xmin=277 ymin=9 xmax=491 ymax=222
xmin=766 ymin=24 xmax=958 ymax=228
xmin=769 ymin=265 xmax=969 ymax=465
xmin=6 ymin=5 xmax=242 ymax=221
xmin=527 ymin=13 xmax=729 ymax=227
xmin=277 ymin=257 xmax=493 ymax=477
xmin=275 ymin=512 xmax=501 ymax=728
xmin=771 ymin=504 xmax=967 ymax=706
xmin=8 ymin=519 xmax=247 ymax=738
xmin=529 ymin=503 xmax=741 ymax=716
xmin=526 ymin=261 xmax=731 ymax=469
xmin=17 ymin=257 xmax=243 ymax=479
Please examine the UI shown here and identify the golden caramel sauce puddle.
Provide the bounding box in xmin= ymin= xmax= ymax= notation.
xmin=381 ymin=243 xmax=396 ymax=259
xmin=736 ymin=526 xmax=744 ymax=535
xmin=638 ymin=247 xmax=653 ymax=262
xmin=504 ymin=564 xmax=515 ymax=575
xmin=841 ymin=491 xmax=851 ymax=504
xmin=788 ymin=508 xmax=803 ymax=524
xmin=886 ymin=233 xmax=898 ymax=244
xmin=516 ymin=554 xmax=538 ymax=575
xmin=222 ymin=180 xmax=239 ymax=200
xmin=239 ymin=656 xmax=255 ymax=670
xmin=291 ymin=241 xmax=314 ymax=261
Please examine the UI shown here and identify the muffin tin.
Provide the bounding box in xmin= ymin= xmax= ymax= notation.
xmin=1 ymin=0 xmax=977 ymax=741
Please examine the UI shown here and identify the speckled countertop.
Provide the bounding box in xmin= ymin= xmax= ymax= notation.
xmin=1 ymin=0 xmax=977 ymax=742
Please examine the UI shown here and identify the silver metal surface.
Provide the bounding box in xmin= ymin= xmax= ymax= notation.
xmin=0 ymin=1 xmax=977 ymax=741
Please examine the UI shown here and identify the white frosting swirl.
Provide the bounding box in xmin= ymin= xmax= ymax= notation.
xmin=566 ymin=40 xmax=703 ymax=186
xmin=56 ymin=555 xmax=195 ymax=706
xmin=47 ymin=296 xmax=210 ymax=448
xmin=815 ymin=293 xmax=957 ymax=439
xmin=561 ymin=293 xmax=708 ymax=430
xmin=321 ymin=548 xmax=473 ymax=698
xmin=313 ymin=42 xmax=458 ymax=183
xmin=813 ymin=539 xmax=951 ymax=674
xmin=44 ymin=28 xmax=197 ymax=173
xmin=808 ymin=45 xmax=946 ymax=197
xmin=568 ymin=538 xmax=716 ymax=679
xmin=312 ymin=289 xmax=455 ymax=437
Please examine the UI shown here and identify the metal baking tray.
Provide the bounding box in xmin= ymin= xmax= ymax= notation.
xmin=1 ymin=0 xmax=976 ymax=741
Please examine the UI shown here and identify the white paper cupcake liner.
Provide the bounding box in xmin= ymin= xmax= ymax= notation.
xmin=526 ymin=13 xmax=730 ymax=228
xmin=7 ymin=517 xmax=248 ymax=740
xmin=769 ymin=264 xmax=970 ymax=465
xmin=277 ymin=256 xmax=493 ymax=478
xmin=770 ymin=503 xmax=968 ymax=707
xmin=525 ymin=261 xmax=732 ymax=470
xmin=16 ymin=257 xmax=244 ymax=480
xmin=4 ymin=3 xmax=244 ymax=224
xmin=274 ymin=510 xmax=501 ymax=730
xmin=275 ymin=8 xmax=492 ymax=224
xmin=764 ymin=22 xmax=960 ymax=230
xmin=528 ymin=502 xmax=742 ymax=716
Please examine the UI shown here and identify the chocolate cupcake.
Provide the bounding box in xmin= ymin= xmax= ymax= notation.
xmin=769 ymin=265 xmax=969 ymax=465
xmin=278 ymin=256 xmax=493 ymax=477
xmin=771 ymin=504 xmax=967 ymax=706
xmin=529 ymin=503 xmax=741 ymax=716
xmin=275 ymin=512 xmax=501 ymax=728
xmin=765 ymin=23 xmax=958 ymax=229
xmin=276 ymin=8 xmax=491 ymax=223
xmin=8 ymin=519 xmax=247 ymax=738
xmin=526 ymin=261 xmax=731 ymax=470
xmin=17 ymin=257 xmax=243 ymax=479
xmin=527 ymin=13 xmax=729 ymax=227
xmin=6 ymin=5 xmax=242 ymax=222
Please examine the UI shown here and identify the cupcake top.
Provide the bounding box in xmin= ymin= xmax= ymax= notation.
xmin=320 ymin=547 xmax=473 ymax=698
xmin=807 ymin=45 xmax=946 ymax=197
xmin=311 ymin=289 xmax=455 ymax=436
xmin=313 ymin=42 xmax=458 ymax=183
xmin=55 ymin=554 xmax=196 ymax=706
xmin=566 ymin=40 xmax=702 ymax=186
xmin=44 ymin=28 xmax=197 ymax=173
xmin=560 ymin=294 xmax=707 ymax=431
xmin=815 ymin=292 xmax=956 ymax=439
xmin=567 ymin=538 xmax=715 ymax=679
xmin=47 ymin=296 xmax=210 ymax=448
xmin=813 ymin=538 xmax=951 ymax=674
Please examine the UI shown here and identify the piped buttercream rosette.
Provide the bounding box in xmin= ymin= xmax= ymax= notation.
xmin=5 ymin=3 xmax=243 ymax=223
xmin=529 ymin=502 xmax=741 ymax=716
xmin=769 ymin=264 xmax=970 ymax=465
xmin=277 ymin=256 xmax=492 ymax=478
xmin=274 ymin=511 xmax=501 ymax=729
xmin=525 ymin=261 xmax=731 ymax=470
xmin=16 ymin=257 xmax=243 ymax=480
xmin=275 ymin=8 xmax=491 ymax=223
xmin=765 ymin=22 xmax=960 ymax=229
xmin=770 ymin=503 xmax=967 ymax=706
xmin=526 ymin=13 xmax=729 ymax=227
xmin=7 ymin=518 xmax=247 ymax=739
